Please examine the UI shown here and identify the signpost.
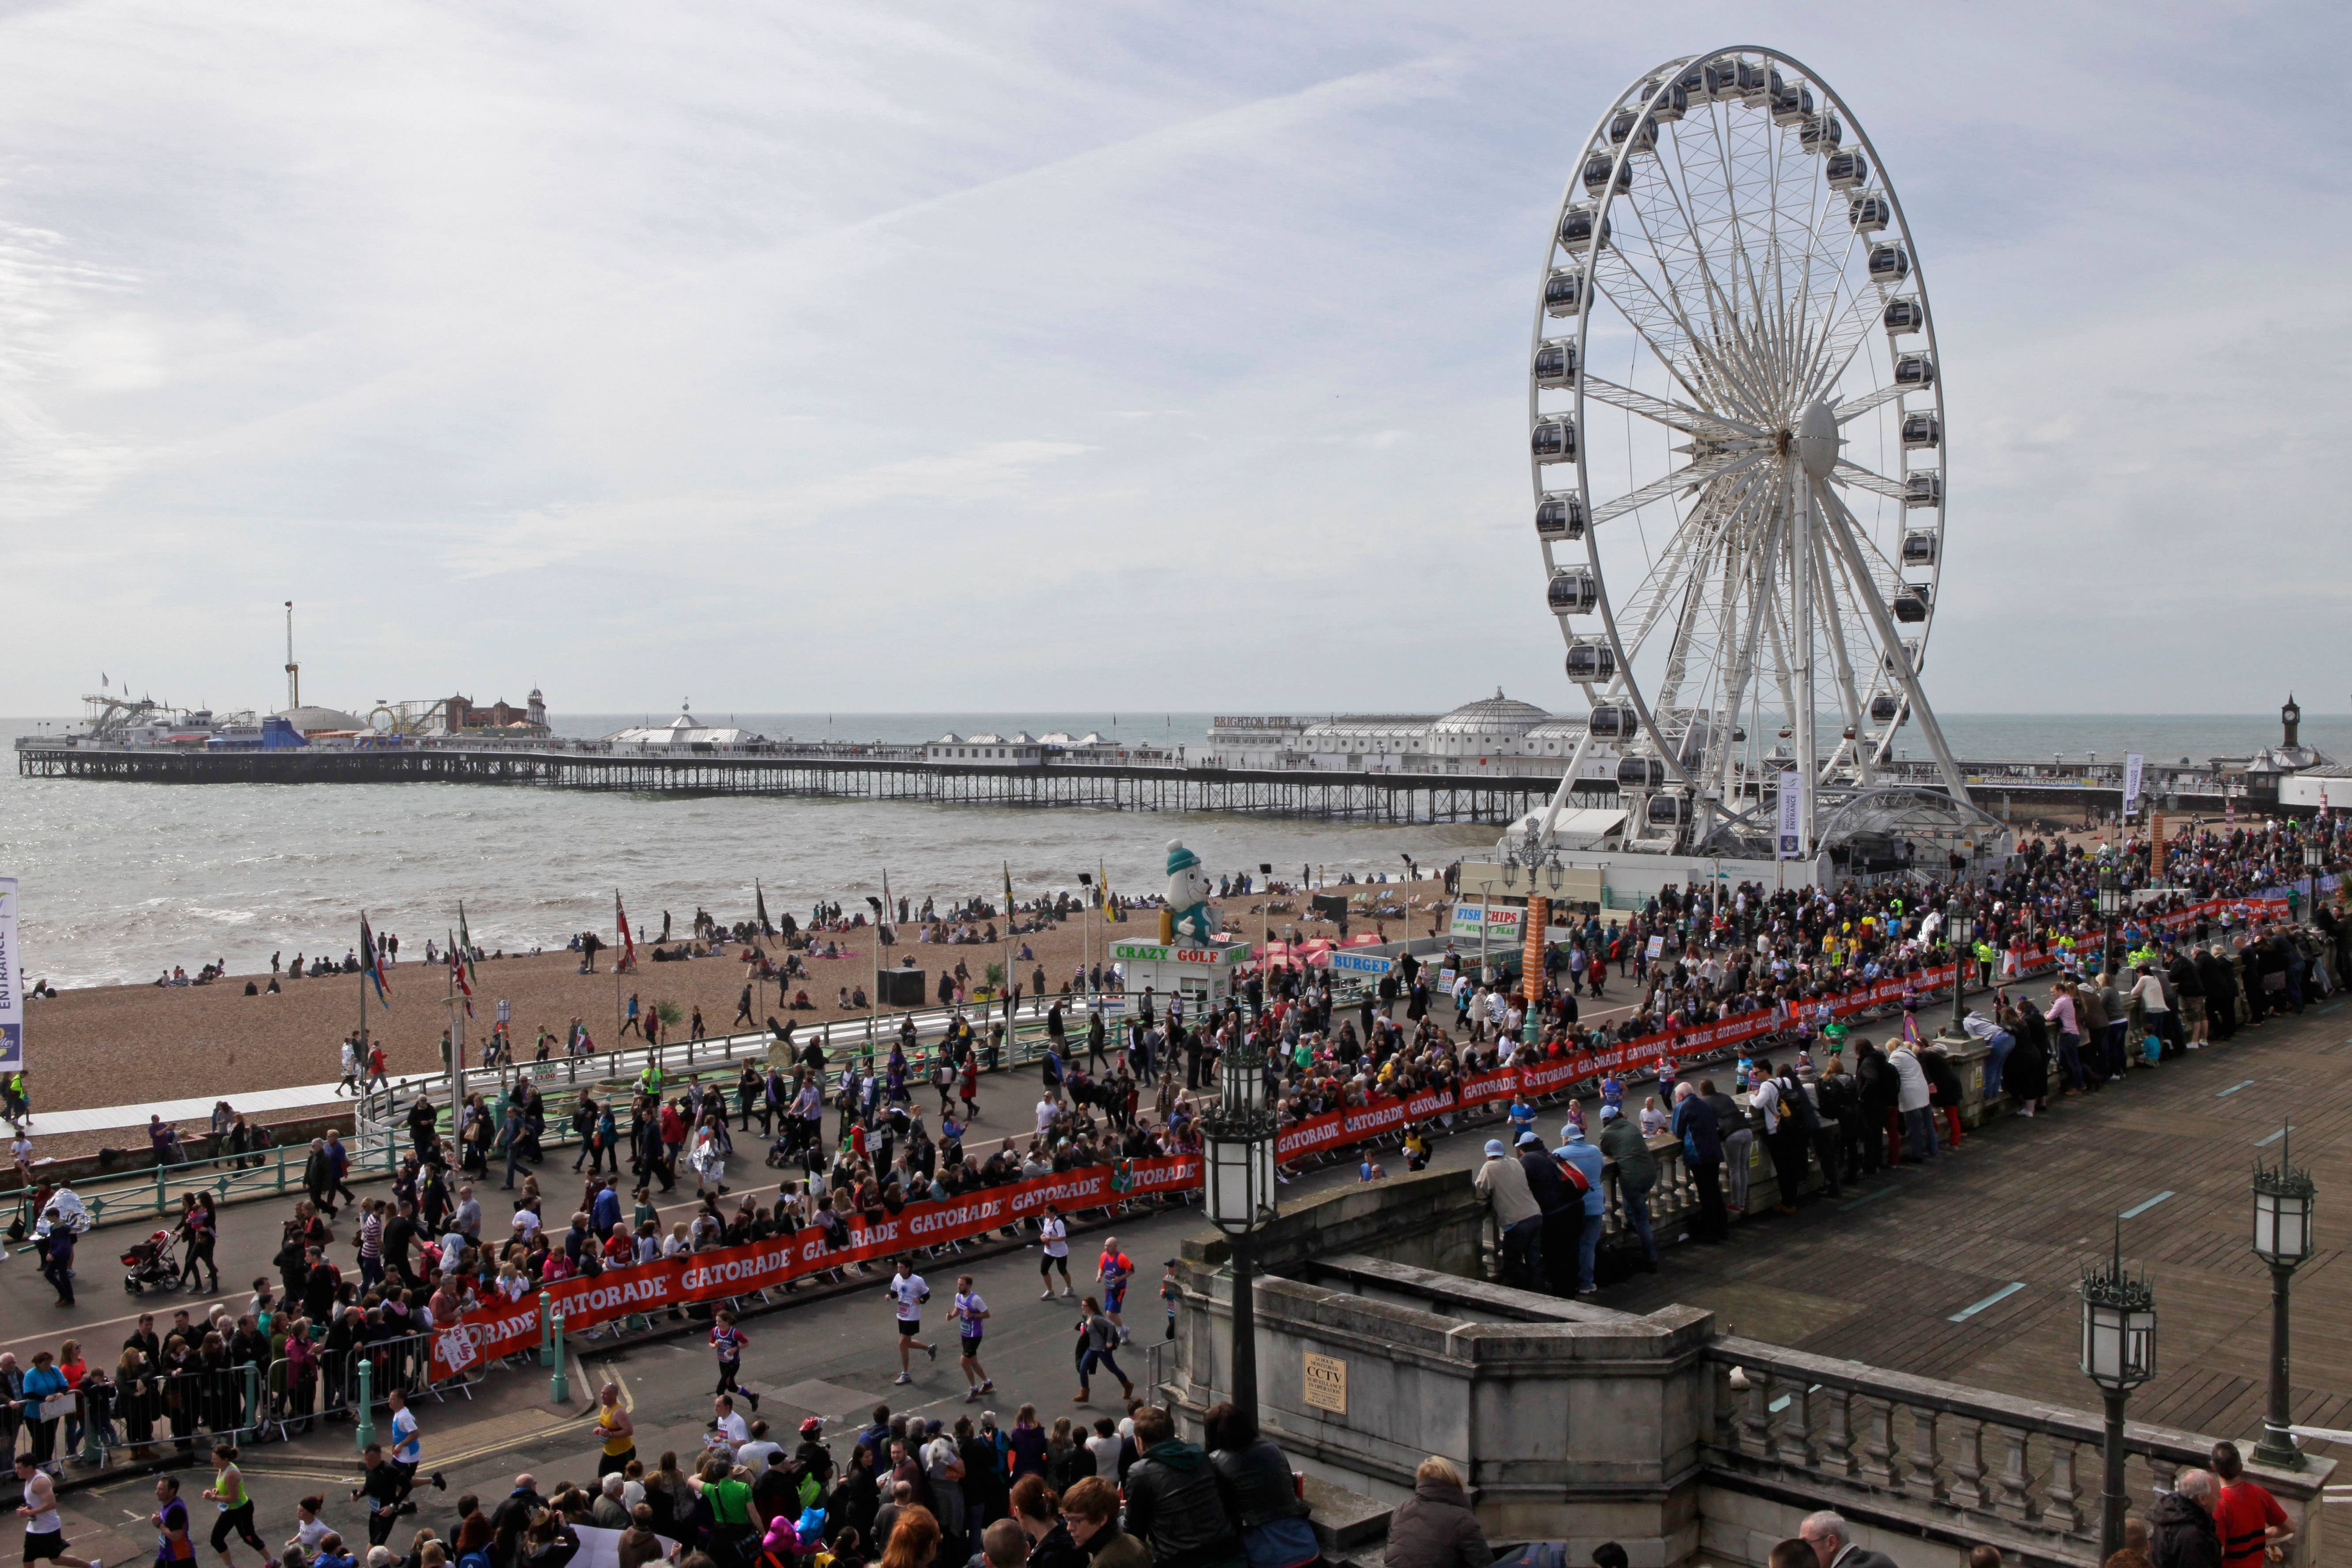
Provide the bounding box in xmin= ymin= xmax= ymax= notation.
xmin=0 ymin=877 xmax=18 ymax=1074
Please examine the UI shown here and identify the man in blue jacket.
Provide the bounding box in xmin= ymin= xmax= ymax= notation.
xmin=1554 ymin=1123 xmax=1606 ymax=1294
xmin=1671 ymin=1083 xmax=1727 ymax=1243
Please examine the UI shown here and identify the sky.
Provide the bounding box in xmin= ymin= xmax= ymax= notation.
xmin=0 ymin=1 xmax=2345 ymax=720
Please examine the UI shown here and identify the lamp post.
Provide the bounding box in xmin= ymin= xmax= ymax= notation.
xmin=1946 ymin=901 xmax=1975 ymax=1037
xmin=2252 ymin=1127 xmax=2317 ymax=1469
xmin=2096 ymin=867 xmax=2122 ymax=982
xmin=2302 ymin=841 xmax=2322 ymax=923
xmin=2081 ymin=1227 xmax=2158 ymax=1564
xmin=1200 ymin=1038 xmax=1278 ymax=1413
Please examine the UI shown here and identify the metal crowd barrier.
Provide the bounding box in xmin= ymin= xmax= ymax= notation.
xmin=0 ymin=1328 xmax=483 ymax=1476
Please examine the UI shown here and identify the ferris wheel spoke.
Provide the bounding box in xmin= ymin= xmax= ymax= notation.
xmin=1636 ymin=103 xmax=1785 ymax=419
xmin=1613 ymin=465 xmax=1769 ymax=657
xmin=1603 ymin=190 xmax=1778 ymax=419
xmin=1832 ymin=459 xmax=1912 ymax=503
xmin=1578 ymin=374 xmax=1765 ymax=440
xmin=1638 ymin=474 xmax=1775 ymax=722
xmin=1805 ymin=505 xmax=1877 ymax=785
xmin=1812 ymin=479 xmax=1968 ymax=798
xmin=1591 ymin=449 xmax=1764 ymax=527
xmin=1833 ymin=383 xmax=1904 ymax=423
xmin=1714 ymin=484 xmax=1788 ymax=795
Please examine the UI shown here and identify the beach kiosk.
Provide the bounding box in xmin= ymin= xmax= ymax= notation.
xmin=1111 ymin=936 xmax=1250 ymax=1016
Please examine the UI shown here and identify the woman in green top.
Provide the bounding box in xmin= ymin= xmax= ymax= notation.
xmin=202 ymin=1444 xmax=273 ymax=1568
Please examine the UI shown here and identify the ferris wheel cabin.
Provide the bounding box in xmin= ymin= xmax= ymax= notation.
xmin=1536 ymin=493 xmax=1587 ymax=539
xmin=1564 ymin=641 xmax=1616 ymax=682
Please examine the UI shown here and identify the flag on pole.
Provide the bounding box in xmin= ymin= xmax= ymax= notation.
xmin=755 ymin=880 xmax=774 ymax=937
xmin=615 ymin=891 xmax=637 ymax=972
xmin=359 ymin=913 xmax=391 ymax=1007
xmin=456 ymin=901 xmax=480 ymax=989
xmin=1099 ymin=861 xmax=1115 ymax=923
xmin=447 ymin=929 xmax=475 ymax=1018
xmin=1003 ymin=860 xmax=1014 ymax=916
xmin=882 ymin=869 xmax=892 ymax=925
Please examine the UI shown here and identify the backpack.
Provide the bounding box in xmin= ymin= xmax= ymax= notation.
xmin=1552 ymin=1153 xmax=1591 ymax=1196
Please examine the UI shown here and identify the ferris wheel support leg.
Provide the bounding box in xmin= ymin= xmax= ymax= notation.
xmin=1790 ymin=460 xmax=1817 ymax=859
xmin=1812 ymin=479 xmax=1973 ymax=806
xmin=1531 ymin=729 xmax=1600 ymax=852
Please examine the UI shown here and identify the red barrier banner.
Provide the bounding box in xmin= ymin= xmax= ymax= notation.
xmin=431 ymin=1154 xmax=1202 ymax=1380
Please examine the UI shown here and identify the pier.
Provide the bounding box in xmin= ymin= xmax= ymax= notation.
xmin=12 ymin=735 xmax=2262 ymax=824
xmin=11 ymin=736 xmax=1584 ymax=822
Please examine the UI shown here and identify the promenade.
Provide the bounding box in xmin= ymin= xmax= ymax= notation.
xmin=7 ymin=881 xmax=1449 ymax=1158
xmin=7 ymin=979 xmax=2350 ymax=1539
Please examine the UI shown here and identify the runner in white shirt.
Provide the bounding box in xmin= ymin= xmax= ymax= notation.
xmin=1034 ymin=1095 xmax=1057 ymax=1136
xmin=950 ymin=1275 xmax=994 ymax=1401
xmin=13 ymin=1453 xmax=98 ymax=1568
xmin=886 ymin=1261 xmax=936 ymax=1385
xmin=1036 ymin=1205 xmax=1074 ymax=1300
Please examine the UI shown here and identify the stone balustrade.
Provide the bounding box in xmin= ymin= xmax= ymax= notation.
xmin=1167 ymin=1168 xmax=2334 ymax=1568
xmin=1703 ymin=1336 xmax=2332 ymax=1568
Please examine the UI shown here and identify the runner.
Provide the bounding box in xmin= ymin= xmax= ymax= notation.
xmin=950 ymin=1274 xmax=993 ymax=1402
xmin=347 ymin=1445 xmax=403 ymax=1548
xmin=383 ymin=1391 xmax=445 ymax=1505
xmin=1036 ymin=1205 xmax=1074 ymax=1300
xmin=1094 ymin=1236 xmax=1135 ymax=1342
xmin=589 ymin=1383 xmax=636 ymax=1477
xmin=152 ymin=1476 xmax=195 ymax=1568
xmin=1071 ymin=1297 xmax=1133 ymax=1406
xmin=886 ymin=1259 xmax=937 ymax=1385
xmin=709 ymin=1311 xmax=760 ymax=1408
xmin=200 ymin=1446 xmax=275 ymax=1568
xmin=14 ymin=1454 xmax=100 ymax=1568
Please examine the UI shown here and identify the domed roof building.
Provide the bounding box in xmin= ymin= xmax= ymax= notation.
xmin=1426 ymin=690 xmax=1552 ymax=758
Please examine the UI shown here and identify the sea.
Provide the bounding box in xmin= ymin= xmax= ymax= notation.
xmin=3 ymin=709 xmax=2342 ymax=991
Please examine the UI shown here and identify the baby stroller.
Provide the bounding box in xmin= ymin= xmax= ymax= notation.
xmin=121 ymin=1228 xmax=182 ymax=1294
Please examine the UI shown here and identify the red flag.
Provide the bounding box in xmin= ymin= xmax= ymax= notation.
xmin=616 ymin=891 xmax=637 ymax=972
xmin=447 ymin=929 xmax=475 ymax=1018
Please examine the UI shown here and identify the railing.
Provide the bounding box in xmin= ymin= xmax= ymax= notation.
xmin=11 ymin=1327 xmax=480 ymax=1477
xmin=1701 ymin=1337 xmax=2333 ymax=1561
xmin=355 ymin=972 xmax=1388 ymax=1170
xmin=11 ymin=1125 xmax=408 ymax=1237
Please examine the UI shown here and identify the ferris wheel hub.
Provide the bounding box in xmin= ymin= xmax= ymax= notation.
xmin=1796 ymin=398 xmax=1839 ymax=481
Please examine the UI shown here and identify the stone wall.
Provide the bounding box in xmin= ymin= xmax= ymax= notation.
xmin=1163 ymin=1165 xmax=2333 ymax=1568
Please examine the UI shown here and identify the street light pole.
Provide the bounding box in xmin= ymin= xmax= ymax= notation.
xmin=1201 ymin=1037 xmax=1276 ymax=1416
xmin=2253 ymin=1124 xmax=2317 ymax=1469
xmin=2097 ymin=867 xmax=2122 ymax=986
xmin=2081 ymin=1223 xmax=2158 ymax=1564
xmin=1946 ymin=901 xmax=1974 ymax=1039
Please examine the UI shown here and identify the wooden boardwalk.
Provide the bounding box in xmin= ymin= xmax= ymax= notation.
xmin=1602 ymin=995 xmax=2352 ymax=1558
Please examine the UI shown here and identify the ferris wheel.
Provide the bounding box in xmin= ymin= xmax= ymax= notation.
xmin=1528 ymin=47 xmax=1974 ymax=860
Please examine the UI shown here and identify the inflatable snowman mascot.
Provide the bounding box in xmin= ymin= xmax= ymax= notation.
xmin=1163 ymin=841 xmax=1218 ymax=945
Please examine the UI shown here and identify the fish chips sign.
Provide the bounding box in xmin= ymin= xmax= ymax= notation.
xmin=430 ymin=1155 xmax=1202 ymax=1379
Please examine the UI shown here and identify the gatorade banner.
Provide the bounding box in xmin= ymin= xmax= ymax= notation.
xmin=430 ymin=1154 xmax=1202 ymax=1380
